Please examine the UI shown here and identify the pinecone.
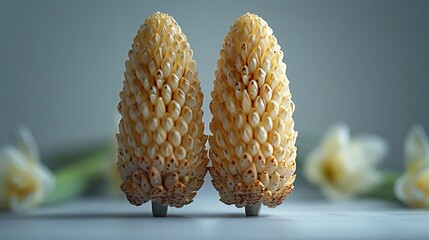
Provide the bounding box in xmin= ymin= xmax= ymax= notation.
xmin=209 ymin=13 xmax=297 ymax=208
xmin=117 ymin=12 xmax=208 ymax=208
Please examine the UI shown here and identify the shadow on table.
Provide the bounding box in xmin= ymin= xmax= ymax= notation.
xmin=3 ymin=212 xmax=274 ymax=220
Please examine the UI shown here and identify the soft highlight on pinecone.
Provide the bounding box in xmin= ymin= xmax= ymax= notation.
xmin=209 ymin=13 xmax=297 ymax=208
xmin=117 ymin=12 xmax=208 ymax=208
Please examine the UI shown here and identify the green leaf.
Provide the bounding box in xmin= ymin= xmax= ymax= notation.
xmin=43 ymin=146 xmax=108 ymax=205
xmin=363 ymin=172 xmax=400 ymax=202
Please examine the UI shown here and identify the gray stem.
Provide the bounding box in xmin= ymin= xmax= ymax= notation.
xmin=245 ymin=203 xmax=261 ymax=217
xmin=151 ymin=201 xmax=168 ymax=217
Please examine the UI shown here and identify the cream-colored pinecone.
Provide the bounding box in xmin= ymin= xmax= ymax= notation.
xmin=117 ymin=12 xmax=208 ymax=208
xmin=209 ymin=13 xmax=297 ymax=208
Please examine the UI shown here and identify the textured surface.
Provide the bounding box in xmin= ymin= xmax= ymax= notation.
xmin=209 ymin=13 xmax=297 ymax=208
xmin=1 ymin=1 xmax=429 ymax=173
xmin=1 ymin=186 xmax=428 ymax=240
xmin=117 ymin=12 xmax=208 ymax=207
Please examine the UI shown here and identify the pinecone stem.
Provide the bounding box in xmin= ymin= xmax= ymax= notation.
xmin=152 ymin=201 xmax=168 ymax=217
xmin=245 ymin=203 xmax=261 ymax=217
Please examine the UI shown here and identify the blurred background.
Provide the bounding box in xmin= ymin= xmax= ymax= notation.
xmin=0 ymin=0 xmax=428 ymax=172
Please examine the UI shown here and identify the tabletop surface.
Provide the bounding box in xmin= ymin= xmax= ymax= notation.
xmin=1 ymin=185 xmax=429 ymax=240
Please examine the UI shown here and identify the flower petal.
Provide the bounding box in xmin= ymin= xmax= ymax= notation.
xmin=0 ymin=146 xmax=23 ymax=206
xmin=304 ymin=123 xmax=386 ymax=200
xmin=0 ymin=146 xmax=21 ymax=175
xmin=36 ymin=165 xmax=55 ymax=198
xmin=9 ymin=192 xmax=37 ymax=213
xmin=0 ymin=146 xmax=31 ymax=210
xmin=412 ymin=166 xmax=429 ymax=206
xmin=394 ymin=174 xmax=410 ymax=205
xmin=321 ymin=123 xmax=350 ymax=153
xmin=405 ymin=125 xmax=429 ymax=163
xmin=304 ymin=148 xmax=326 ymax=184
xmin=0 ymin=133 xmax=54 ymax=213
xmin=16 ymin=126 xmax=40 ymax=163
xmin=349 ymin=134 xmax=388 ymax=166
xmin=321 ymin=183 xmax=351 ymax=200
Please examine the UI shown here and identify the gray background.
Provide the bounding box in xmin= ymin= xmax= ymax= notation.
xmin=0 ymin=0 xmax=428 ymax=171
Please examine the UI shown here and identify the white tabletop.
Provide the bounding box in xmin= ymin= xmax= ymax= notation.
xmin=1 ymin=184 xmax=428 ymax=240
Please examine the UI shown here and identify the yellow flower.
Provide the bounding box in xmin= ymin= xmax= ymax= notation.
xmin=0 ymin=127 xmax=54 ymax=212
xmin=395 ymin=126 xmax=429 ymax=208
xmin=304 ymin=124 xmax=388 ymax=200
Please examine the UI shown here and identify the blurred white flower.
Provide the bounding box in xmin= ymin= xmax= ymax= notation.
xmin=304 ymin=124 xmax=388 ymax=200
xmin=0 ymin=127 xmax=54 ymax=212
xmin=395 ymin=126 xmax=429 ymax=208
